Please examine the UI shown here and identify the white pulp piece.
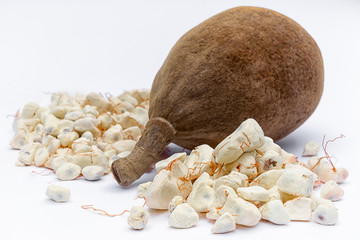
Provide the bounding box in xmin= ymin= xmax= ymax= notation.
xmin=55 ymin=162 xmax=81 ymax=180
xmin=257 ymin=150 xmax=284 ymax=171
xmin=213 ymin=118 xmax=265 ymax=164
xmin=146 ymin=170 xmax=191 ymax=210
xmin=22 ymin=102 xmax=39 ymax=119
xmin=320 ymin=180 xmax=344 ymax=201
xmin=123 ymin=126 xmax=141 ymax=140
xmin=127 ymin=206 xmax=150 ymax=230
xmin=102 ymin=124 xmax=123 ymax=144
xmin=137 ymin=182 xmax=152 ymax=198
xmin=219 ymin=195 xmax=261 ymax=227
xmin=250 ymin=169 xmax=285 ymax=190
xmin=18 ymin=142 xmax=41 ymax=165
xmin=237 ymin=186 xmax=269 ymax=203
xmin=34 ymin=147 xmax=50 ymax=167
xmin=168 ymin=195 xmax=185 ymax=213
xmin=187 ymin=172 xmax=215 ymax=212
xmin=213 ymin=171 xmax=248 ymax=191
xmin=312 ymin=204 xmax=338 ymax=225
xmin=155 ymin=152 xmax=187 ymax=172
xmin=260 ymin=200 xmax=290 ymax=225
xmin=81 ymin=166 xmax=104 ymax=181
xmin=213 ymin=185 xmax=237 ymax=209
xmin=71 ymin=137 xmax=92 ymax=154
xmin=276 ymin=165 xmax=316 ymax=197
xmin=302 ymin=140 xmax=320 ymax=156
xmin=85 ymin=92 xmax=112 ymax=113
xmin=112 ymin=140 xmax=136 ymax=154
xmin=10 ymin=130 xmax=32 ymax=150
xmin=226 ymin=151 xmax=257 ymax=177
xmin=58 ymin=131 xmax=79 ymax=147
xmin=284 ymin=197 xmax=312 ymax=221
xmin=46 ymin=184 xmax=71 ymax=202
xmin=74 ymin=117 xmax=100 ymax=137
xmin=168 ymin=203 xmax=199 ymax=229
xmin=211 ymin=212 xmax=236 ymax=234
xmin=267 ymin=186 xmax=282 ymax=201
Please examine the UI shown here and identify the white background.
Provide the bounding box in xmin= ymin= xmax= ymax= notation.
xmin=1 ymin=0 xmax=359 ymax=239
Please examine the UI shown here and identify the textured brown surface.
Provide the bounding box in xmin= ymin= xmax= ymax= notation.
xmin=111 ymin=117 xmax=176 ymax=186
xmin=150 ymin=6 xmax=324 ymax=149
xmin=112 ymin=6 xmax=324 ymax=185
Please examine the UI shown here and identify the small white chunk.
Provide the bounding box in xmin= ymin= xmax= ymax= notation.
xmin=10 ymin=130 xmax=32 ymax=149
xmin=102 ymin=124 xmax=123 ymax=143
xmin=268 ymin=186 xmax=282 ymax=201
xmin=260 ymin=200 xmax=290 ymax=225
xmin=58 ymin=131 xmax=79 ymax=147
xmin=71 ymin=137 xmax=92 ymax=154
xmin=46 ymin=185 xmax=71 ymax=202
xmin=214 ymin=185 xmax=237 ymax=208
xmin=312 ymin=204 xmax=338 ymax=225
xmin=284 ymin=197 xmax=312 ymax=221
xmin=127 ymin=206 xmax=150 ymax=230
xmin=258 ymin=136 xmax=282 ymax=154
xmin=118 ymin=112 xmax=142 ymax=129
xmin=18 ymin=143 xmax=41 ymax=165
xmin=123 ymin=126 xmax=141 ymax=140
xmin=226 ymin=151 xmax=257 ymax=177
xmin=85 ymin=92 xmax=111 ymax=113
xmin=81 ymin=131 xmax=94 ymax=144
xmin=91 ymin=147 xmax=109 ymax=172
xmin=58 ymin=119 xmax=74 ymax=132
xmin=112 ymin=140 xmax=136 ymax=154
xmin=146 ymin=170 xmax=191 ymax=210
xmin=320 ymin=180 xmax=344 ymax=201
xmin=276 ymin=165 xmax=316 ymax=197
xmin=336 ymin=168 xmax=349 ymax=184
xmin=302 ymin=140 xmax=320 ymax=156
xmin=220 ymin=195 xmax=261 ymax=227
xmin=22 ymin=102 xmax=39 ymax=119
xmin=96 ymin=113 xmax=113 ymax=130
xmin=187 ymin=183 xmax=216 ymax=213
xmin=44 ymin=114 xmax=60 ymax=136
xmin=237 ymin=186 xmax=269 ymax=203
xmin=56 ymin=162 xmax=81 ymax=180
xmin=34 ymin=147 xmax=49 ymax=167
xmin=250 ymin=169 xmax=285 ymax=190
xmin=133 ymin=106 xmax=149 ymax=126
xmin=65 ymin=111 xmax=84 ymax=121
xmin=213 ymin=118 xmax=264 ymax=164
xmin=168 ymin=196 xmax=185 ymax=213
xmin=74 ymin=117 xmax=100 ymax=136
xmin=81 ymin=166 xmax=104 ymax=181
xmin=155 ymin=152 xmax=187 ymax=172
xmin=137 ymin=182 xmax=152 ymax=198
xmin=168 ymin=203 xmax=199 ymax=229
xmin=47 ymin=138 xmax=61 ymax=155
xmin=205 ymin=208 xmax=221 ymax=220
xmin=211 ymin=212 xmax=236 ymax=234
xmin=213 ymin=171 xmax=248 ymax=190
xmin=69 ymin=154 xmax=91 ymax=169
xmin=257 ymin=150 xmax=284 ymax=170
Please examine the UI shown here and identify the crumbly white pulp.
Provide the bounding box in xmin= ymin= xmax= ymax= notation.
xmin=10 ymin=90 xmax=150 ymax=181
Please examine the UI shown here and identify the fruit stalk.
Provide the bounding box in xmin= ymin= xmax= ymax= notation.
xmin=111 ymin=117 xmax=176 ymax=186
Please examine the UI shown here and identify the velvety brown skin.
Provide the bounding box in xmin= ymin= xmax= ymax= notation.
xmin=150 ymin=6 xmax=324 ymax=149
xmin=112 ymin=6 xmax=324 ymax=186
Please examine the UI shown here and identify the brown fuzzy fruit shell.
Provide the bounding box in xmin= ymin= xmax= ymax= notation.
xmin=149 ymin=6 xmax=324 ymax=149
